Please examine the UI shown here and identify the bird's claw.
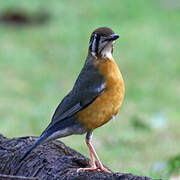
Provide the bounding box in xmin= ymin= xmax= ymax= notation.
xmin=77 ymin=165 xmax=111 ymax=173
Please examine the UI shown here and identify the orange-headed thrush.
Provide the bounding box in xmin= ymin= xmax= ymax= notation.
xmin=20 ymin=27 xmax=125 ymax=173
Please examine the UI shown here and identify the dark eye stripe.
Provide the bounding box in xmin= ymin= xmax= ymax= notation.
xmin=89 ymin=34 xmax=101 ymax=57
xmin=89 ymin=34 xmax=96 ymax=52
xmin=91 ymin=34 xmax=97 ymax=53
xmin=89 ymin=40 xmax=93 ymax=52
xmin=95 ymin=34 xmax=100 ymax=54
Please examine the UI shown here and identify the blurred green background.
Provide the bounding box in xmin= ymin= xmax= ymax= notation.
xmin=0 ymin=0 xmax=180 ymax=179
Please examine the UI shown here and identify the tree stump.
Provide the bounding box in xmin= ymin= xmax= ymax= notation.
xmin=0 ymin=134 xmax=155 ymax=180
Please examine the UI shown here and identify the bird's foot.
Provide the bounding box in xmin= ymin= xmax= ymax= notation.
xmin=77 ymin=165 xmax=111 ymax=173
xmin=97 ymin=165 xmax=111 ymax=173
xmin=77 ymin=167 xmax=98 ymax=172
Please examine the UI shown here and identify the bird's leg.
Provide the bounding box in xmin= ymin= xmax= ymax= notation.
xmin=77 ymin=132 xmax=97 ymax=172
xmin=89 ymin=143 xmax=97 ymax=168
xmin=86 ymin=132 xmax=111 ymax=173
xmin=77 ymin=132 xmax=111 ymax=173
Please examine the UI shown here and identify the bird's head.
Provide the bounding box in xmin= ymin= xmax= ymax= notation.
xmin=88 ymin=27 xmax=119 ymax=59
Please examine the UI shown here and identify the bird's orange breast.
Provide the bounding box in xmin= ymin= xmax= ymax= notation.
xmin=77 ymin=57 xmax=125 ymax=131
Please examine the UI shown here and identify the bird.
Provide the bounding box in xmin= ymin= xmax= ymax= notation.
xmin=20 ymin=27 xmax=125 ymax=173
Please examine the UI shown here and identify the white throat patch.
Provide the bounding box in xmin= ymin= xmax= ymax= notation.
xmin=101 ymin=42 xmax=113 ymax=59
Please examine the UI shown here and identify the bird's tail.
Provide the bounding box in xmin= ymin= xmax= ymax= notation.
xmin=20 ymin=133 xmax=48 ymax=162
xmin=20 ymin=116 xmax=78 ymax=162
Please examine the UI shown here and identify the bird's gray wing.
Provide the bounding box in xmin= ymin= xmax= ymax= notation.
xmin=19 ymin=58 xmax=105 ymax=161
xmin=51 ymin=58 xmax=105 ymax=125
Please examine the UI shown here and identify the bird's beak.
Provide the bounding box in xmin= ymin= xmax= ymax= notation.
xmin=104 ymin=34 xmax=119 ymax=41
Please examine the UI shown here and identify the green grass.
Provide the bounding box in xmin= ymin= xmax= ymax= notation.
xmin=0 ymin=0 xmax=180 ymax=179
